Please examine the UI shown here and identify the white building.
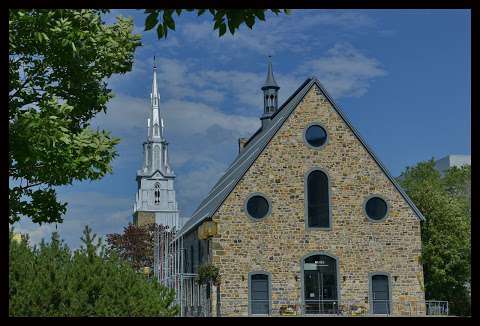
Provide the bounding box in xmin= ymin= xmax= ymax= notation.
xmin=133 ymin=59 xmax=181 ymax=229
xmin=434 ymin=154 xmax=471 ymax=174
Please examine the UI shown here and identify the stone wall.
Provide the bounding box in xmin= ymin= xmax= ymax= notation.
xmin=209 ymin=84 xmax=425 ymax=316
xmin=133 ymin=211 xmax=155 ymax=227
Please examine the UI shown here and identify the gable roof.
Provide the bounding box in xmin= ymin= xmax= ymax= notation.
xmin=179 ymin=77 xmax=425 ymax=237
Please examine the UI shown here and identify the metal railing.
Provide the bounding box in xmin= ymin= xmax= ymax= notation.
xmin=370 ymin=299 xmax=391 ymax=315
xmin=426 ymin=301 xmax=449 ymax=316
xmin=303 ymin=300 xmax=340 ymax=315
xmin=250 ymin=299 xmax=271 ymax=315
xmin=214 ymin=299 xmax=449 ymax=316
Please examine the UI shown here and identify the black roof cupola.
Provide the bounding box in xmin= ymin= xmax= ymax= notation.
xmin=260 ymin=56 xmax=280 ymax=128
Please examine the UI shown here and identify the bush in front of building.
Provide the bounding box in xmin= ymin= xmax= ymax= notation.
xmin=9 ymin=226 xmax=179 ymax=317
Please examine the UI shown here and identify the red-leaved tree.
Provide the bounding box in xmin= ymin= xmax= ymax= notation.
xmin=106 ymin=223 xmax=160 ymax=271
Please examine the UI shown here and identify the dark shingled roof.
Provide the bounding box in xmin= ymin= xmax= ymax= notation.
xmin=178 ymin=78 xmax=425 ymax=237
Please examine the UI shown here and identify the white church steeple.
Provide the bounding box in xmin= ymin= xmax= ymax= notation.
xmin=149 ymin=57 xmax=164 ymax=141
xmin=133 ymin=57 xmax=181 ymax=230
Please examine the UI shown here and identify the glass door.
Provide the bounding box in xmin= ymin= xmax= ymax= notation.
xmin=303 ymin=255 xmax=338 ymax=314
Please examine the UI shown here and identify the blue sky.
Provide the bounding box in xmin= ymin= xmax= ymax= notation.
xmin=14 ymin=9 xmax=471 ymax=248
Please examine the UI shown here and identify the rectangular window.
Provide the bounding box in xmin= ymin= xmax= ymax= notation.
xmin=190 ymin=245 xmax=194 ymax=273
xmin=198 ymin=240 xmax=202 ymax=265
xmin=250 ymin=274 xmax=270 ymax=315
xmin=206 ymin=240 xmax=210 ymax=259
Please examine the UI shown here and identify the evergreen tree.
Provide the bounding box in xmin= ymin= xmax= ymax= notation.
xmin=9 ymin=226 xmax=179 ymax=316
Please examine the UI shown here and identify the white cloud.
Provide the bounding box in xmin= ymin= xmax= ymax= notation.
xmin=13 ymin=192 xmax=133 ymax=249
xmin=175 ymin=159 xmax=228 ymax=215
xmin=298 ymin=42 xmax=387 ymax=98
xmin=178 ymin=10 xmax=377 ymax=56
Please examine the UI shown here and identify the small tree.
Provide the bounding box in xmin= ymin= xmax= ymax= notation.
xmin=106 ymin=223 xmax=171 ymax=271
xmin=9 ymin=226 xmax=179 ymax=316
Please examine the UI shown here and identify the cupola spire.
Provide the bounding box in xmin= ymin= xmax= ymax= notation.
xmin=260 ymin=56 xmax=280 ymax=128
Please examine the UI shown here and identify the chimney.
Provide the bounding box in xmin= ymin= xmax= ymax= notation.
xmin=238 ymin=138 xmax=248 ymax=153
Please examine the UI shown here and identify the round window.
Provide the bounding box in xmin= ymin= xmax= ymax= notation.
xmin=305 ymin=125 xmax=327 ymax=148
xmin=246 ymin=195 xmax=270 ymax=220
xmin=365 ymin=196 xmax=388 ymax=221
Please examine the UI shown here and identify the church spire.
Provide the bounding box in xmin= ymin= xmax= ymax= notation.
xmin=260 ymin=56 xmax=280 ymax=127
xmin=149 ymin=56 xmax=162 ymax=140
xmin=151 ymin=56 xmax=160 ymax=109
xmin=133 ymin=56 xmax=180 ymax=230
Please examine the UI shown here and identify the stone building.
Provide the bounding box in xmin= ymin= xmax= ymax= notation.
xmin=133 ymin=59 xmax=181 ymax=229
xmin=169 ymin=60 xmax=426 ymax=316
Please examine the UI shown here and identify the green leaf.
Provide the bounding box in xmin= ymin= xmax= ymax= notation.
xmin=227 ymin=19 xmax=235 ymax=34
xmin=162 ymin=23 xmax=168 ymax=37
xmin=164 ymin=13 xmax=175 ymax=31
xmin=144 ymin=12 xmax=158 ymax=31
xmin=245 ymin=15 xmax=255 ymax=29
xmin=219 ymin=23 xmax=226 ymax=37
xmin=156 ymin=23 xmax=164 ymax=39
xmin=254 ymin=10 xmax=265 ymax=21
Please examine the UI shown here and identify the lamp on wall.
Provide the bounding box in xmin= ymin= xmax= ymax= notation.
xmin=143 ymin=266 xmax=151 ymax=277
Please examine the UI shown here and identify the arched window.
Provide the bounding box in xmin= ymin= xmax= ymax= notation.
xmin=153 ymin=146 xmax=160 ymax=171
xmin=249 ymin=272 xmax=271 ymax=315
xmin=154 ymin=183 xmax=160 ymax=205
xmin=154 ymin=123 xmax=159 ymax=136
xmin=306 ymin=169 xmax=330 ymax=228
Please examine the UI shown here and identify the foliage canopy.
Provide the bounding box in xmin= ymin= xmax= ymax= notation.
xmin=399 ymin=160 xmax=471 ymax=316
xmin=106 ymin=223 xmax=173 ymax=271
xmin=9 ymin=9 xmax=141 ymax=225
xmin=143 ymin=9 xmax=291 ymax=38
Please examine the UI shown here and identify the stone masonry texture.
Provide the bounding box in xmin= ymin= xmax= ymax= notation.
xmin=208 ymin=84 xmax=425 ymax=316
xmin=133 ymin=211 xmax=155 ymax=227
